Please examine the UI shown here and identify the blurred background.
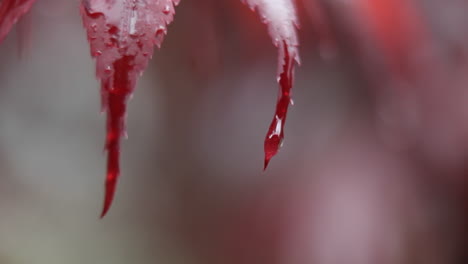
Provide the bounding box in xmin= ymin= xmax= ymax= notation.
xmin=0 ymin=0 xmax=467 ymax=263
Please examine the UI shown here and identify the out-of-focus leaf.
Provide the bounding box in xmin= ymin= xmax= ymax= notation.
xmin=356 ymin=0 xmax=429 ymax=80
xmin=301 ymin=0 xmax=336 ymax=58
xmin=0 ymin=0 xmax=35 ymax=43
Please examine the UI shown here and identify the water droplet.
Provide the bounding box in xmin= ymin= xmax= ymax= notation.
xmin=129 ymin=9 xmax=138 ymax=36
xmin=154 ymin=25 xmax=166 ymax=46
xmin=108 ymin=25 xmax=118 ymax=35
xmin=163 ymin=5 xmax=171 ymax=14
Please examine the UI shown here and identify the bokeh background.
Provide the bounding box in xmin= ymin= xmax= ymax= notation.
xmin=0 ymin=0 xmax=467 ymax=263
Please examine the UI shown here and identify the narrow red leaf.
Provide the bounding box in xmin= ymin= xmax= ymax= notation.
xmin=264 ymin=42 xmax=295 ymax=170
xmin=242 ymin=0 xmax=300 ymax=169
xmin=80 ymin=0 xmax=179 ymax=217
xmin=0 ymin=0 xmax=35 ymax=43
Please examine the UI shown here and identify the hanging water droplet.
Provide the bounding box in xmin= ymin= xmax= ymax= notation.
xmin=154 ymin=25 xmax=166 ymax=47
xmin=163 ymin=5 xmax=171 ymax=14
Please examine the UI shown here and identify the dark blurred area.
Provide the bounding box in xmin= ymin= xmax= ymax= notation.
xmin=0 ymin=0 xmax=467 ymax=263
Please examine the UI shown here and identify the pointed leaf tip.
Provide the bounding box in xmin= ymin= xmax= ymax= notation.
xmin=100 ymin=187 xmax=114 ymax=218
xmin=242 ymin=0 xmax=299 ymax=169
xmin=81 ymin=0 xmax=179 ymax=216
xmin=263 ymin=43 xmax=295 ymax=169
xmin=101 ymin=135 xmax=120 ymax=218
xmin=101 ymin=179 xmax=116 ymax=218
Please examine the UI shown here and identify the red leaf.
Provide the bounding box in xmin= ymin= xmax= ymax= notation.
xmin=80 ymin=0 xmax=179 ymax=217
xmin=264 ymin=42 xmax=295 ymax=170
xmin=0 ymin=0 xmax=35 ymax=43
xmin=242 ymin=0 xmax=300 ymax=169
